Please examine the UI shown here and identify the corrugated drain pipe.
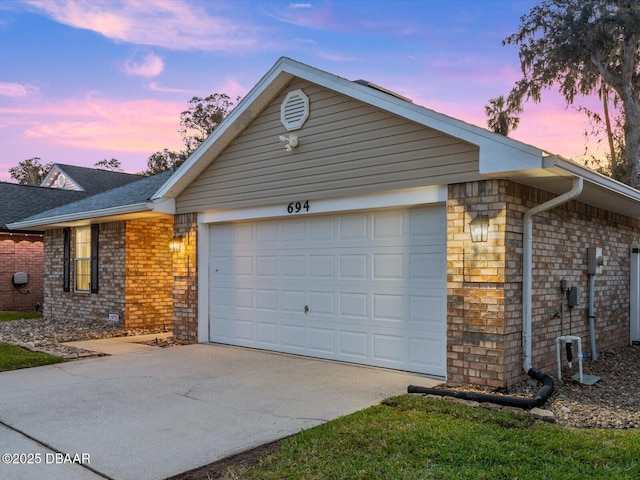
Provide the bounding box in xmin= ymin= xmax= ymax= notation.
xmin=409 ymin=177 xmax=584 ymax=409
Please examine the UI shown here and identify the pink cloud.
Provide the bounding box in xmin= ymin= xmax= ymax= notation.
xmin=123 ymin=50 xmax=164 ymax=77
xmin=25 ymin=0 xmax=263 ymax=51
xmin=0 ymin=82 xmax=39 ymax=97
xmin=148 ymin=82 xmax=196 ymax=94
xmin=1 ymin=94 xmax=184 ymax=154
xmin=409 ymin=89 xmax=606 ymax=163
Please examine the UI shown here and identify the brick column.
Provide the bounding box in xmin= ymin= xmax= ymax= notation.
xmin=447 ymin=180 xmax=509 ymax=388
xmin=172 ymin=213 xmax=198 ymax=343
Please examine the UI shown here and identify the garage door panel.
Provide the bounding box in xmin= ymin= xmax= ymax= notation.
xmin=339 ymin=331 xmax=368 ymax=358
xmin=256 ymin=289 xmax=278 ymax=310
xmin=340 ymin=214 xmax=368 ymax=240
xmin=372 ymin=334 xmax=405 ymax=363
xmin=282 ymin=324 xmax=306 ymax=350
xmin=309 ymin=327 xmax=334 ymax=350
xmin=256 ymin=222 xmax=278 ymax=242
xmin=372 ymin=253 xmax=404 ymax=279
xmin=282 ymin=290 xmax=305 ymax=313
xmin=233 ymin=256 xmax=254 ymax=276
xmin=256 ymin=256 xmax=278 ymax=276
xmin=282 ymin=255 xmax=305 ymax=277
xmin=339 ymin=254 xmax=368 ymax=279
xmin=209 ymin=206 xmax=446 ymax=377
xmin=309 ymin=218 xmax=335 ymax=241
xmin=309 ymin=255 xmax=335 ymax=278
xmin=409 ymin=253 xmax=445 ymax=280
xmin=372 ymin=293 xmax=404 ymax=321
xmin=373 ymin=211 xmax=404 ymax=239
xmin=309 ymin=291 xmax=335 ymax=315
xmin=282 ymin=221 xmax=306 ymax=241
xmin=409 ymin=338 xmax=446 ymax=375
xmin=338 ymin=292 xmax=368 ymax=318
xmin=256 ymin=322 xmax=278 ymax=346
xmin=409 ymin=295 xmax=446 ymax=326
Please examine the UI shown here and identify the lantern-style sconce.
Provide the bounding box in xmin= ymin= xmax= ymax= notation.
xmin=169 ymin=235 xmax=184 ymax=253
xmin=469 ymin=213 xmax=490 ymax=243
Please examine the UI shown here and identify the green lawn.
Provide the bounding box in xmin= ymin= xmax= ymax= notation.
xmin=227 ymin=395 xmax=640 ymax=480
xmin=0 ymin=343 xmax=64 ymax=372
xmin=0 ymin=311 xmax=43 ymax=322
xmin=0 ymin=312 xmax=61 ymax=371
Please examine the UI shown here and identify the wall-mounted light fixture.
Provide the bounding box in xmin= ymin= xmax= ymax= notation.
xmin=169 ymin=235 xmax=184 ymax=253
xmin=279 ymin=134 xmax=299 ymax=152
xmin=469 ymin=213 xmax=490 ymax=243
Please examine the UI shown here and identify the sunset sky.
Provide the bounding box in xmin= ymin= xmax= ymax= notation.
xmin=0 ymin=0 xmax=605 ymax=182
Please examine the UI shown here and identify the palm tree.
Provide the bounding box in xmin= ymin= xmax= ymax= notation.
xmin=484 ymin=95 xmax=522 ymax=137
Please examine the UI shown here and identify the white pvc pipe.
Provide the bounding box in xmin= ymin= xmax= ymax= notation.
xmin=523 ymin=177 xmax=583 ymax=373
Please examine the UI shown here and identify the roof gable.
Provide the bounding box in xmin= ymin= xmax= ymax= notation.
xmin=152 ymin=57 xmax=639 ymax=220
xmin=41 ymin=164 xmax=143 ymax=194
xmin=153 ymin=57 xmax=545 ymax=201
xmin=8 ymin=171 xmax=174 ymax=230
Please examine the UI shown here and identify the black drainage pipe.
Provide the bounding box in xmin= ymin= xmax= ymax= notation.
xmin=408 ymin=367 xmax=554 ymax=410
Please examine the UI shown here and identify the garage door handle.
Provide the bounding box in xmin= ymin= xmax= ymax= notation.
xmin=304 ymin=305 xmax=309 ymax=314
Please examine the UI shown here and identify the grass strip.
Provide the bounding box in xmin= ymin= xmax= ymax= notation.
xmin=0 ymin=343 xmax=63 ymax=372
xmin=229 ymin=395 xmax=640 ymax=480
xmin=0 ymin=311 xmax=43 ymax=322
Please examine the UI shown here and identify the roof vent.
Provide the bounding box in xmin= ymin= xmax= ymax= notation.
xmin=280 ymin=89 xmax=309 ymax=131
xmin=353 ymin=79 xmax=413 ymax=103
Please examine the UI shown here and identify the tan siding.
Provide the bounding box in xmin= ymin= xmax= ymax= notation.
xmin=177 ymin=80 xmax=480 ymax=213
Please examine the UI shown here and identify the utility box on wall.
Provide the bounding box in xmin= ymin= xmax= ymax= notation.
xmin=588 ymin=247 xmax=606 ymax=275
xmin=632 ymin=245 xmax=640 ymax=346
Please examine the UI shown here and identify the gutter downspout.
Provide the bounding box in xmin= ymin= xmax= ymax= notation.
xmin=522 ymin=177 xmax=583 ymax=373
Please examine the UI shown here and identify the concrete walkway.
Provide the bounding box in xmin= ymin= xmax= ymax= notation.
xmin=62 ymin=332 xmax=174 ymax=356
xmin=0 ymin=340 xmax=440 ymax=480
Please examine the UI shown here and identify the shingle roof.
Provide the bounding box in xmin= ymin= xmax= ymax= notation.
xmin=0 ymin=183 xmax=88 ymax=231
xmin=42 ymin=164 xmax=143 ymax=194
xmin=14 ymin=170 xmax=174 ymax=225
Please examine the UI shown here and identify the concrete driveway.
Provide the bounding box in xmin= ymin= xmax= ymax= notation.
xmin=0 ymin=341 xmax=439 ymax=480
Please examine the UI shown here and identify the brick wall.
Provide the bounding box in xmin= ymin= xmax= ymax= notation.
xmin=447 ymin=181 xmax=509 ymax=388
xmin=507 ymin=183 xmax=639 ymax=380
xmin=44 ymin=218 xmax=174 ymax=330
xmin=0 ymin=233 xmax=44 ymax=311
xmin=448 ymin=179 xmax=640 ymax=387
xmin=44 ymin=223 xmax=126 ymax=324
xmin=125 ymin=218 xmax=174 ymax=330
xmin=172 ymin=213 xmax=198 ymax=343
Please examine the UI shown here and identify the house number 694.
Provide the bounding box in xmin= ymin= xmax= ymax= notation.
xmin=287 ymin=200 xmax=309 ymax=214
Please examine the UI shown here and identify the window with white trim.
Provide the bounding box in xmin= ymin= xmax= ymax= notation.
xmin=75 ymin=226 xmax=91 ymax=292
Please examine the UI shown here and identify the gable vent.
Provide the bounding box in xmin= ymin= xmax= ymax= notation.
xmin=280 ymin=89 xmax=309 ymax=131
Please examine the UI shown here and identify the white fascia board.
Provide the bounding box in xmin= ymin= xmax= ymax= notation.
xmin=7 ymin=203 xmax=154 ymax=230
xmin=152 ymin=58 xmax=296 ymax=201
xmin=197 ymin=215 xmax=210 ymax=343
xmin=146 ymin=197 xmax=175 ymax=214
xmin=39 ymin=166 xmax=59 ymax=187
xmin=276 ymin=59 xmax=546 ymax=174
xmin=201 ymin=185 xmax=446 ymax=224
xmin=545 ymin=155 xmax=640 ymax=202
xmin=151 ymin=57 xmax=546 ymax=201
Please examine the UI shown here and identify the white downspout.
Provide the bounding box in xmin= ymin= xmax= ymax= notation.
xmin=523 ymin=177 xmax=583 ymax=373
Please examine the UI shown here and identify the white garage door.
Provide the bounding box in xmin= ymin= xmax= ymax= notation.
xmin=208 ymin=206 xmax=447 ymax=377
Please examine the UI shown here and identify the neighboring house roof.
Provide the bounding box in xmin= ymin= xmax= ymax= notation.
xmin=0 ymin=182 xmax=87 ymax=232
xmin=152 ymin=57 xmax=640 ymax=220
xmin=8 ymin=170 xmax=175 ymax=230
xmin=40 ymin=164 xmax=143 ymax=194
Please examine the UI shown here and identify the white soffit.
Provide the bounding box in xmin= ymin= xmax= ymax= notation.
xmin=496 ymin=155 xmax=640 ymax=220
